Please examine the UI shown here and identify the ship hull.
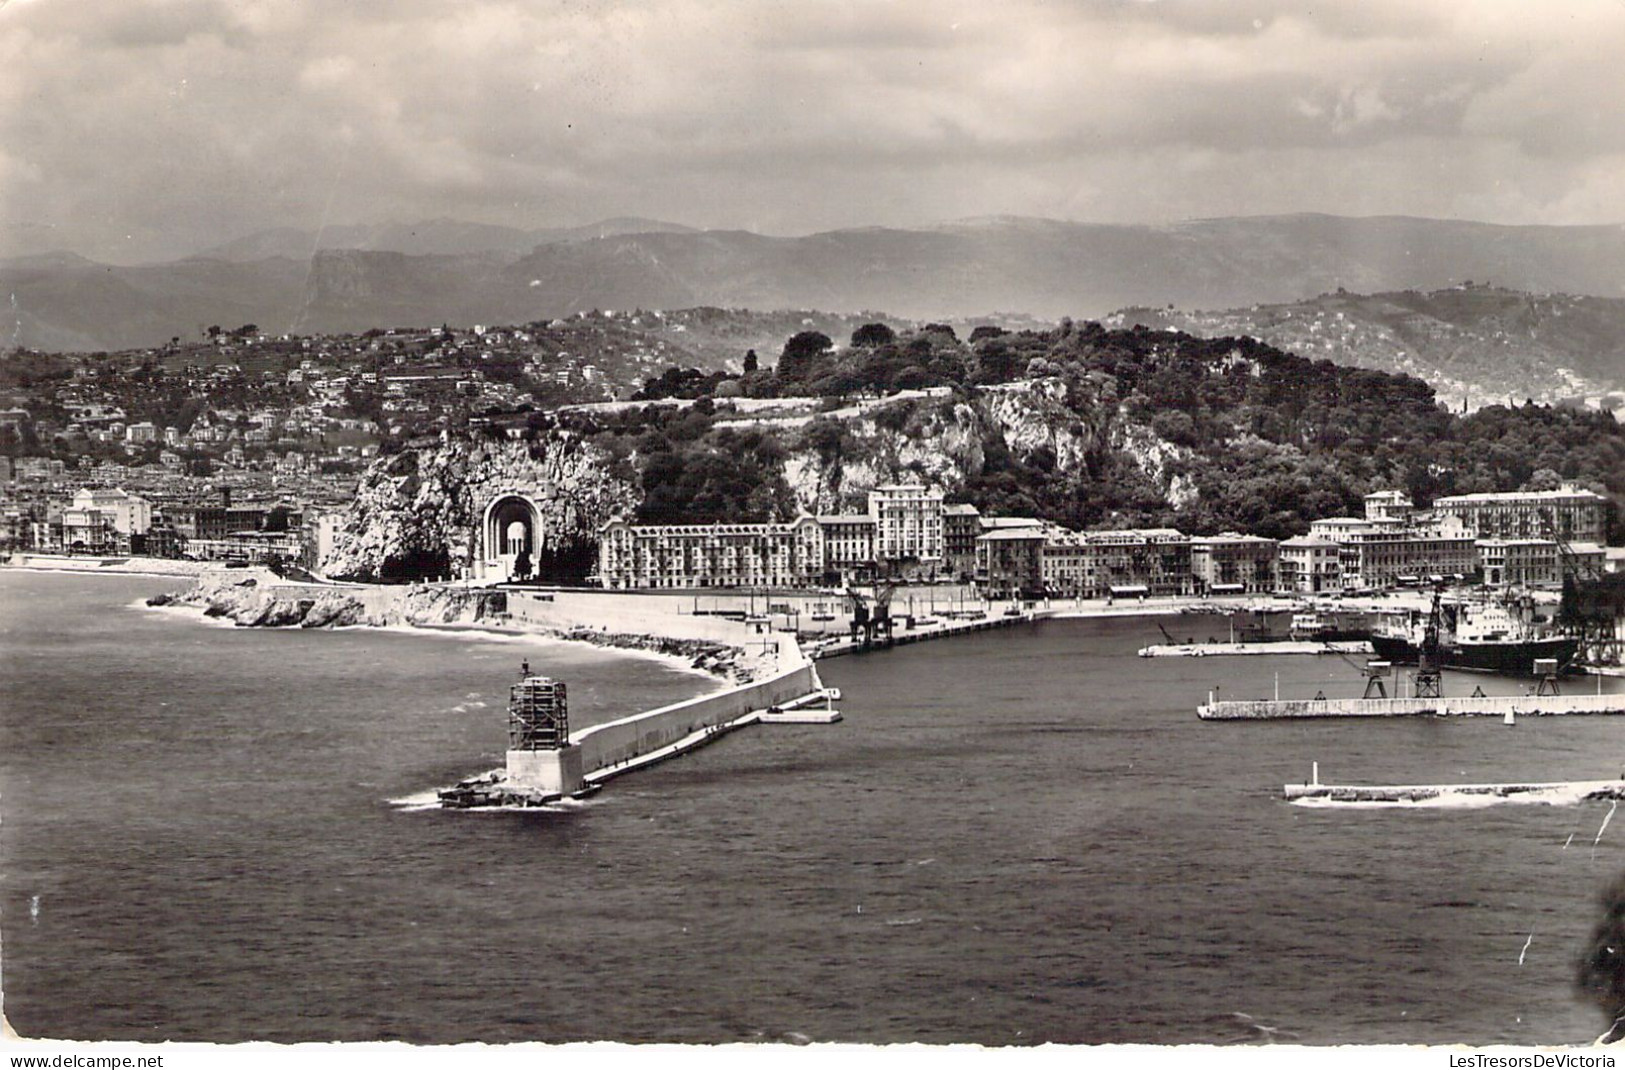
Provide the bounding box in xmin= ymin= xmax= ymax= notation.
xmin=1367 ymin=634 xmax=1580 ymax=676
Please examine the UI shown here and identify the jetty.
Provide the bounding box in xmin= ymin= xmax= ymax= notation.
xmin=809 ymin=608 xmax=1037 ymax=659
xmin=439 ymin=634 xmax=837 ymax=808
xmin=1199 ymin=692 xmax=1625 ymax=720
xmin=1139 ymin=640 xmax=1371 ymax=658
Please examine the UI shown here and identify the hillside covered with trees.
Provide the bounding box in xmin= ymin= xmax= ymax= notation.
xmin=550 ymin=319 xmax=1625 ymax=543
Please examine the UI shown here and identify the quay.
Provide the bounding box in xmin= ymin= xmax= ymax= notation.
xmin=1283 ymin=780 xmax=1625 ymax=804
xmin=809 ymin=609 xmax=1038 ymax=659
xmin=1139 ymin=640 xmax=1371 ymax=658
xmin=1199 ymin=692 xmax=1625 ymax=720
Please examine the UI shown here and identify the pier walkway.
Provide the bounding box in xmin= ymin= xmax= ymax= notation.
xmin=808 ymin=610 xmax=1038 ymax=660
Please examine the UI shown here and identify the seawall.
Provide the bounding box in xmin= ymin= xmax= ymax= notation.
xmin=4 ymin=553 xmax=212 ymax=577
xmin=573 ymin=635 xmax=821 ymax=774
xmin=498 ymin=633 xmax=824 ymax=797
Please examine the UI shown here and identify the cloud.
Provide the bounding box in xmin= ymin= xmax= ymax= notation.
xmin=1 ymin=0 xmax=1622 ymax=262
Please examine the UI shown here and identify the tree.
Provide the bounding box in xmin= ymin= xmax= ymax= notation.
xmin=262 ymin=505 xmax=295 ymax=533
xmin=777 ymin=331 xmax=834 ymax=382
xmin=1523 ymin=467 xmax=1563 ymax=492
xmin=850 ymin=322 xmax=897 ymax=349
xmin=743 ymin=349 xmax=759 ymax=373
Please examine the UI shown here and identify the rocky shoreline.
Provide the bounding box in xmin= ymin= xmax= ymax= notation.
xmin=148 ymin=573 xmax=753 ymax=679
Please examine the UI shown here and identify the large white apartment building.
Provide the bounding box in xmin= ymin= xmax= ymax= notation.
xmin=597 ymin=517 xmax=824 ymax=590
xmin=815 ymin=514 xmax=877 ymax=584
xmin=867 ymin=484 xmax=945 ymax=566
xmin=1433 ymin=486 xmax=1607 ymax=543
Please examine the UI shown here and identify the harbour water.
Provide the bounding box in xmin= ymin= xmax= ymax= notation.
xmin=5 ymin=571 xmax=1625 ymax=1045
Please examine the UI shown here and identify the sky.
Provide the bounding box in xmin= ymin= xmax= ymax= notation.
xmin=3 ymin=0 xmax=1624 ymax=263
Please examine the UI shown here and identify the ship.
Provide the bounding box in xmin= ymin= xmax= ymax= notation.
xmin=1368 ymin=599 xmax=1579 ymax=676
xmin=1288 ymin=609 xmax=1376 ymax=643
xmin=1208 ymin=606 xmax=1376 ymax=644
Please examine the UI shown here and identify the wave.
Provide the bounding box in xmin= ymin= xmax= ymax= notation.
xmin=134 ymin=600 xmax=241 ymax=628
xmin=386 ymin=789 xmax=444 ymax=811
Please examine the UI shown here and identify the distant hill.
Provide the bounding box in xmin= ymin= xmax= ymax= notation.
xmin=194 ymin=216 xmax=697 ymax=261
xmin=8 ymin=213 xmax=1625 ymax=353
xmin=1107 ymin=285 xmax=1625 ymax=407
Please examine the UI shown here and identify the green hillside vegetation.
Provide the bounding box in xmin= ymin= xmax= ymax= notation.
xmin=1116 ymin=285 xmax=1625 ymax=405
xmin=577 ymin=320 xmax=1625 ymax=542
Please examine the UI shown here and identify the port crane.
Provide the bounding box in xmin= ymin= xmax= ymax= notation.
xmin=1412 ymin=584 xmax=1445 ymax=698
xmin=845 ymin=578 xmax=900 ymax=648
xmin=1542 ymin=507 xmax=1618 ymax=666
xmin=1329 ymin=584 xmax=1444 ymax=698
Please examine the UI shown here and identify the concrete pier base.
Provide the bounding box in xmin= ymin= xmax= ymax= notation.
xmin=506 ymin=745 xmax=584 ymax=795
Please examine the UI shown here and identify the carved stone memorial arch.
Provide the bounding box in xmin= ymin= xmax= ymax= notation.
xmin=479 ymin=492 xmax=543 ymax=582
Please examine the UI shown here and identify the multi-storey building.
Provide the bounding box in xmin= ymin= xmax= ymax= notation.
xmin=1477 ymin=538 xmax=1560 ymax=589
xmin=184 ymin=530 xmax=304 ymax=564
xmin=1088 ymin=529 xmax=1194 ymax=598
xmin=1364 ymin=490 xmax=1415 ymax=523
xmin=976 ymin=526 xmax=1047 ymax=598
xmin=1336 ymin=529 xmax=1478 ymax=589
xmin=1433 ymin=486 xmax=1607 ymax=544
xmin=814 ymin=515 xmax=876 ymax=585
xmin=1278 ymin=536 xmax=1341 ymax=593
xmin=1189 ymin=534 xmax=1278 ymax=594
xmin=1307 ymin=512 xmax=1477 ymax=590
xmin=597 ymin=517 xmax=825 ymax=590
xmin=942 ymin=503 xmax=983 ymax=580
xmin=1039 ymin=527 xmax=1091 ymax=599
xmin=61 ymin=503 xmax=117 ymax=553
xmin=69 ymin=487 xmax=151 ymax=537
xmin=867 ymin=484 xmax=944 ymax=570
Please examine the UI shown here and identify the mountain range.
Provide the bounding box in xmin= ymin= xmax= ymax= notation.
xmin=5 ymin=214 xmax=1625 ymax=358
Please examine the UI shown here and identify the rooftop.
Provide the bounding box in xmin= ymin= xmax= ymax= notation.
xmin=1436 ymin=486 xmax=1604 ymax=504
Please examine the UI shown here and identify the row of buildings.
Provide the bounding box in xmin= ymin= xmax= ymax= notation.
xmin=596 ymin=484 xmax=1614 ymax=597
xmin=8 ymin=486 xmax=309 ymax=564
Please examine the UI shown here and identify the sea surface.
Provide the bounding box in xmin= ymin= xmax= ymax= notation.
xmin=5 ymin=572 xmax=1625 ymax=1045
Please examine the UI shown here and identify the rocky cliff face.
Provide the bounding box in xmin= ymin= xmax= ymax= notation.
xmin=322 ymin=433 xmax=638 ymax=582
xmin=779 ymin=380 xmax=1192 ymax=512
xmin=323 ymin=382 xmax=1195 ymax=583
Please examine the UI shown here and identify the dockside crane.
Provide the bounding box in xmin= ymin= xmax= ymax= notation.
xmin=1412 ymin=583 xmax=1445 ymax=699
xmin=845 ymin=577 xmax=901 ymax=649
xmin=1543 ymin=507 xmax=1616 ymax=666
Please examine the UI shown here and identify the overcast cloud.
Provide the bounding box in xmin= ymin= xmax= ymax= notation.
xmin=3 ymin=0 xmax=1623 ymax=262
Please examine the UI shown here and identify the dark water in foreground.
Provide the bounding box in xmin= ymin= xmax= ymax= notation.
xmin=5 ymin=573 xmax=1625 ymax=1045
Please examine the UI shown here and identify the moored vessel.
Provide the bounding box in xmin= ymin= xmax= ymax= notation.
xmin=1368 ymin=599 xmax=1578 ymax=675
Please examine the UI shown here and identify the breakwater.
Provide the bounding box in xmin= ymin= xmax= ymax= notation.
xmin=1139 ymin=640 xmax=1371 ymax=658
xmin=452 ymin=632 xmax=828 ymax=803
xmin=1199 ymin=693 xmax=1625 ymax=719
xmin=809 ymin=609 xmax=1038 ymax=659
xmin=1284 ymin=780 xmax=1625 ymax=805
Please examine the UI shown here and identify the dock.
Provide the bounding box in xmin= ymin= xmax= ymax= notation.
xmin=1199 ymin=693 xmax=1625 ymax=719
xmin=1139 ymin=640 xmax=1371 ymax=658
xmin=809 ymin=611 xmax=1036 ymax=659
